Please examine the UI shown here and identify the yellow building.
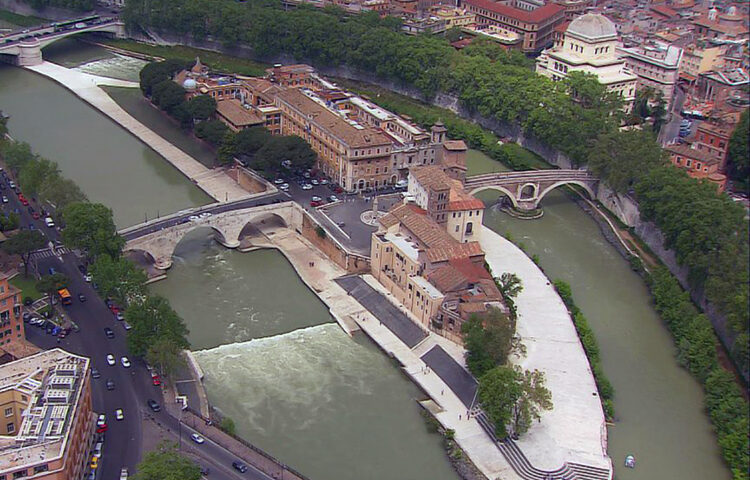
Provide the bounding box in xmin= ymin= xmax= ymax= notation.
xmin=680 ymin=44 xmax=724 ymax=81
xmin=432 ymin=6 xmax=476 ymax=28
xmin=0 ymin=349 xmax=94 ymax=480
xmin=0 ymin=273 xmax=24 ymax=352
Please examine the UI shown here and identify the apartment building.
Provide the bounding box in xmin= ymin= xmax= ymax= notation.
xmin=464 ymin=0 xmax=566 ymax=53
xmin=0 ymin=349 xmax=95 ymax=480
xmin=618 ymin=42 xmax=683 ymax=110
xmin=370 ymin=202 xmax=503 ymax=339
xmin=680 ymin=44 xmax=724 ymax=80
xmin=0 ymin=274 xmax=23 ymax=353
xmin=665 ymin=143 xmax=727 ymax=191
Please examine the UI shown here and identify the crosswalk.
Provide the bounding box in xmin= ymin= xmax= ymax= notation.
xmin=30 ymin=247 xmax=71 ymax=260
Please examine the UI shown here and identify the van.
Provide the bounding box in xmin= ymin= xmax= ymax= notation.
xmin=44 ymin=217 xmax=55 ymax=228
xmin=93 ymin=441 xmax=103 ymax=459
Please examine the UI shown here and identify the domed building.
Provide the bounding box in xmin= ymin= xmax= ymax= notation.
xmin=536 ymin=13 xmax=637 ymax=111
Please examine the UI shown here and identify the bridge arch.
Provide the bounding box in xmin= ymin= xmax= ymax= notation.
xmin=518 ymin=183 xmax=537 ymax=200
xmin=467 ymin=185 xmax=519 ymax=208
xmin=536 ymin=180 xmax=596 ymax=207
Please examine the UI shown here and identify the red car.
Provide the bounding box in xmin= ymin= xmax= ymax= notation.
xmin=310 ymin=200 xmax=322 ymax=208
xmin=31 ymin=212 xmax=40 ymax=220
xmin=151 ymin=373 xmax=161 ymax=386
xmin=19 ymin=195 xmax=28 ymax=206
xmin=109 ymin=305 xmax=119 ymax=314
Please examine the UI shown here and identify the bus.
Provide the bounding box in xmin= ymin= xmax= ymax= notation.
xmin=57 ymin=288 xmax=72 ymax=306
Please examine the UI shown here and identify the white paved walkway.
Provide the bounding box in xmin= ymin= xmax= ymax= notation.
xmin=25 ymin=62 xmax=249 ymax=202
xmin=480 ymin=227 xmax=612 ymax=472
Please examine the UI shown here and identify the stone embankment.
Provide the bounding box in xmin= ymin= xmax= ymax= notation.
xmin=24 ymin=61 xmax=249 ymax=203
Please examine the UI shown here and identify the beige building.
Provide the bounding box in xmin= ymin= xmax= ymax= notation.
xmin=618 ymin=43 xmax=683 ymax=110
xmin=680 ymin=44 xmax=724 ymax=81
xmin=0 ymin=274 xmax=23 ymax=353
xmin=536 ymin=14 xmax=638 ymax=111
xmin=0 ymin=349 xmax=94 ymax=480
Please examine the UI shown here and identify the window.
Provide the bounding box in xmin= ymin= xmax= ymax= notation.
xmin=466 ymin=222 xmax=473 ymax=235
xmin=455 ymin=225 xmax=460 ymax=232
xmin=6 ymin=422 xmax=14 ymax=434
xmin=32 ymin=465 xmax=48 ymax=474
xmin=4 ymin=408 xmax=11 ymax=417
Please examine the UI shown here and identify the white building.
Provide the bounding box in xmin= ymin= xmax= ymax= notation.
xmin=536 ymin=13 xmax=638 ymax=111
xmin=618 ymin=42 xmax=683 ymax=111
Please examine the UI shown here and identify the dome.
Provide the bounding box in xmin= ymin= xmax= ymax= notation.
xmin=183 ymin=78 xmax=197 ymax=91
xmin=567 ymin=14 xmax=618 ymax=41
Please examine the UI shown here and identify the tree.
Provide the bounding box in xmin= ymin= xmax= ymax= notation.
xmin=726 ymin=109 xmax=749 ymax=192
xmin=139 ymin=60 xmax=186 ymax=96
xmin=1 ymin=230 xmax=46 ymax=276
xmin=1 ymin=141 xmax=34 ymax=174
xmin=89 ymin=255 xmax=147 ymax=307
xmin=235 ymin=126 xmax=271 ymax=157
xmin=218 ymin=131 xmax=238 ymax=164
xmin=253 ymin=135 xmax=316 ymax=172
xmin=461 ymin=307 xmax=516 ymax=377
xmin=151 ymin=80 xmax=187 ymax=114
xmin=511 ymin=368 xmax=552 ymax=434
xmin=62 ymin=203 xmax=124 ymax=258
xmin=587 ymin=129 xmax=665 ymax=193
xmin=477 ymin=366 xmax=521 ymax=437
xmin=125 ymin=295 xmax=190 ymax=359
xmin=36 ymin=273 xmax=69 ymax=305
xmin=194 ymin=120 xmax=229 ymax=146
xmin=219 ymin=417 xmax=236 ymax=436
xmin=38 ymin=176 xmax=87 ymax=212
xmin=145 ymin=336 xmax=185 ymax=377
xmin=0 ymin=111 xmax=7 ymax=139
xmin=17 ymin=157 xmax=60 ymax=197
xmin=497 ymin=272 xmax=523 ymax=299
xmin=186 ymin=95 xmax=217 ymax=122
xmin=132 ymin=442 xmax=201 ymax=480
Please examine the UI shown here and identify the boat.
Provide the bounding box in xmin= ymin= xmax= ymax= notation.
xmin=624 ymin=454 xmax=636 ymax=468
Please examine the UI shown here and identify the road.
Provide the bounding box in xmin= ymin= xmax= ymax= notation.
xmin=0 ymin=16 xmax=119 ymax=48
xmin=658 ymin=87 xmax=687 ymax=145
xmin=3 ymin=173 xmax=270 ymax=480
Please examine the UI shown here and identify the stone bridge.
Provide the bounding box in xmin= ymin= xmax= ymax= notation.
xmin=0 ymin=18 xmax=125 ymax=66
xmin=465 ymin=169 xmax=599 ymax=211
xmin=122 ymin=201 xmax=303 ymax=270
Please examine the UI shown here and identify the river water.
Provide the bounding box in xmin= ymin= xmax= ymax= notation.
xmin=0 ymin=39 xmax=730 ymax=480
xmin=468 ymin=159 xmax=729 ymax=479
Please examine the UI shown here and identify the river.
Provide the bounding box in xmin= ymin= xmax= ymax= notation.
xmin=469 ymin=158 xmax=729 ymax=480
xmin=1 ymin=39 xmax=730 ymax=480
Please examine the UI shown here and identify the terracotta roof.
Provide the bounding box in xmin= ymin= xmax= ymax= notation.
xmin=650 ymin=5 xmax=677 ymax=18
xmin=665 ymin=144 xmax=721 ymax=164
xmin=443 ymin=140 xmax=468 ymax=151
xmin=428 ymin=264 xmax=469 ymax=292
xmin=216 ymin=100 xmax=264 ymax=128
xmin=275 ymin=89 xmax=391 ymax=148
xmin=411 ymin=166 xmax=452 ymax=191
xmin=697 ymin=122 xmax=732 ymax=138
xmin=425 ymin=242 xmax=484 ymax=263
xmin=465 ymin=0 xmax=564 ymax=24
xmin=554 ymin=21 xmax=570 ymax=33
xmin=448 ymin=180 xmax=484 ymax=211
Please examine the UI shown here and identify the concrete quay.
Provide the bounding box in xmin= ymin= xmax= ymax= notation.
xmin=24 ymin=61 xmax=249 ymax=203
xmin=480 ymin=228 xmax=613 ymax=473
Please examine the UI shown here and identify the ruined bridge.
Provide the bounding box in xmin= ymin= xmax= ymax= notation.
xmin=465 ymin=169 xmax=599 ymax=211
xmin=0 ymin=17 xmax=125 ymax=66
xmin=120 ymin=194 xmax=301 ymax=270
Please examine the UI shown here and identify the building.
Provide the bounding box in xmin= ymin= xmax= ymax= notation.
xmin=618 ymin=42 xmax=683 ymax=110
xmin=665 ymin=143 xmax=727 ymax=190
xmin=535 ymin=13 xmax=638 ymax=111
xmin=0 ymin=349 xmax=94 ymax=480
xmin=215 ymin=99 xmax=265 ymax=132
xmin=464 ymin=0 xmax=566 ymax=53
xmin=408 ymin=165 xmax=484 ymax=243
xmin=0 ymin=274 xmax=23 ymax=353
xmin=370 ymin=202 xmax=503 ymax=339
xmin=680 ymin=44 xmax=724 ymax=81
xmin=552 ymin=0 xmax=592 ymax=21
xmin=692 ymin=120 xmax=733 ymax=168
xmin=697 ymin=68 xmax=750 ymax=106
xmin=432 ymin=6 xmax=476 ymax=29
xmin=265 ymin=64 xmax=318 ymax=89
xmin=692 ymin=7 xmax=749 ymax=42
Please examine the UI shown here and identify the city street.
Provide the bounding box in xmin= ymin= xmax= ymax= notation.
xmin=3 ymin=174 xmax=267 ymax=480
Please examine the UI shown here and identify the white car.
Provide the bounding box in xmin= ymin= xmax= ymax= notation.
xmin=1 ymin=196 xmax=7 ymax=203
xmin=328 ymin=195 xmax=339 ymax=203
xmin=279 ymin=183 xmax=290 ymax=191
xmin=320 ymin=179 xmax=329 ymax=185
xmin=97 ymin=414 xmax=106 ymax=427
xmin=84 ymin=274 xmax=93 ymax=283
xmin=115 ymin=409 xmax=124 ymax=421
xmin=310 ymin=179 xmax=319 ymax=185
xmin=93 ymin=441 xmax=103 ymax=459
xmin=106 ymin=354 xmax=115 ymax=366
xmin=190 ymin=433 xmax=205 ymax=444
xmin=188 ymin=215 xmax=200 ymax=222
xmin=301 ymin=184 xmax=313 ymax=191
xmin=199 ymin=212 xmax=212 ymax=219
xmin=274 ymin=178 xmax=285 ymax=185
xmin=311 ymin=196 xmax=322 ymax=203
xmin=119 ymin=467 xmax=128 ymax=480
xmin=120 ymin=357 xmax=131 ymax=368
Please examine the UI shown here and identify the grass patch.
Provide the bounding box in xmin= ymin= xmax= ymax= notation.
xmin=96 ymin=38 xmax=270 ymax=77
xmin=499 ymin=143 xmax=548 ymax=170
xmin=0 ymin=9 xmax=46 ymax=28
xmin=10 ymin=274 xmax=41 ymax=301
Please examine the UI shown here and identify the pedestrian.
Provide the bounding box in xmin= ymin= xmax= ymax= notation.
xmin=459 ymin=414 xmax=462 ymax=420
xmin=441 ymin=389 xmax=444 ymax=395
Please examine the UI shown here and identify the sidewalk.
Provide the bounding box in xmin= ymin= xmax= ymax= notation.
xmin=24 ymin=62 xmax=250 ymax=203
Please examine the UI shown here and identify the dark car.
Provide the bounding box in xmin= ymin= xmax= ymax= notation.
xmin=91 ymin=368 xmax=101 ymax=379
xmin=199 ymin=466 xmax=211 ymax=475
xmin=103 ymin=327 xmax=114 ymax=339
xmin=77 ymin=264 xmax=87 ymax=274
xmin=147 ymin=399 xmax=161 ymax=412
xmin=232 ymin=461 xmax=248 ymax=473
xmin=78 ymin=294 xmax=86 ymax=303
xmin=106 ymin=379 xmax=115 ymax=391
xmin=48 ymin=267 xmax=56 ymax=275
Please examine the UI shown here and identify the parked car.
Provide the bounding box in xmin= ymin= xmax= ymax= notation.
xmin=147 ymin=399 xmax=161 ymax=412
xmin=97 ymin=414 xmax=106 ymax=427
xmin=106 ymin=379 xmax=115 ymax=391
xmin=119 ymin=468 xmax=128 ymax=480
xmin=104 ymin=327 xmax=114 ymax=339
xmin=115 ymin=408 xmax=124 ymax=421
xmin=120 ymin=357 xmax=131 ymax=368
xmin=279 ymin=183 xmax=290 ymax=191
xmin=274 ymin=178 xmax=285 ymax=185
xmin=122 ymin=321 xmax=132 ymax=331
xmin=78 ymin=293 xmax=86 ymax=302
xmin=77 ymin=264 xmax=87 ymax=274
xmin=84 ymin=273 xmax=93 ymax=282
xmin=301 ymin=184 xmax=313 ymax=191
xmin=190 ymin=433 xmax=205 ymax=444
xmin=91 ymin=368 xmax=101 ymax=379
xmin=151 ymin=372 xmax=161 ymax=386
xmin=106 ymin=354 xmax=115 ymax=366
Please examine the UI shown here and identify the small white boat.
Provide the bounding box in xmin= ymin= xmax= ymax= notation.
xmin=624 ymin=454 xmax=636 ymax=468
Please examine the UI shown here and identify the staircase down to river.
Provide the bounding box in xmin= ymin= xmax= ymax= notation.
xmin=474 ymin=413 xmax=611 ymax=480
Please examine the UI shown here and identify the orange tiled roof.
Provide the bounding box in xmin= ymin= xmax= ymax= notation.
xmin=411 ymin=165 xmax=452 ymax=191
